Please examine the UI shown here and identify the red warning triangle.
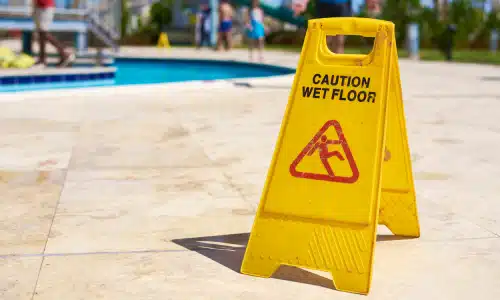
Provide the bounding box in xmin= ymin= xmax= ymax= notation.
xmin=289 ymin=120 xmax=359 ymax=183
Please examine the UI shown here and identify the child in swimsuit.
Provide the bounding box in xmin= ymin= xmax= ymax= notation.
xmin=217 ymin=0 xmax=234 ymax=51
xmin=219 ymin=19 xmax=232 ymax=33
xmin=246 ymin=0 xmax=266 ymax=62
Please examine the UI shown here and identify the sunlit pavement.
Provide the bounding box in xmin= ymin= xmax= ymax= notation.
xmin=1 ymin=48 xmax=500 ymax=299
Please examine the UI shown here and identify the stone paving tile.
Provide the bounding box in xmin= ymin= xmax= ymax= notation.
xmin=44 ymin=168 xmax=251 ymax=253
xmin=70 ymin=112 xmax=214 ymax=169
xmin=0 ymin=170 xmax=65 ymax=255
xmin=0 ymin=257 xmax=41 ymax=300
xmin=0 ymin=115 xmax=80 ymax=171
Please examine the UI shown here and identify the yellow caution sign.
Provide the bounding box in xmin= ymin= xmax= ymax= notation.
xmin=241 ymin=17 xmax=420 ymax=295
xmin=157 ymin=32 xmax=170 ymax=48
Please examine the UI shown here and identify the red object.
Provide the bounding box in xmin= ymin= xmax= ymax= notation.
xmin=8 ymin=30 xmax=21 ymax=38
xmin=289 ymin=120 xmax=359 ymax=184
xmin=35 ymin=0 xmax=55 ymax=8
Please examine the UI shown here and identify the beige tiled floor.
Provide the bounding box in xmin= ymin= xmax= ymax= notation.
xmin=0 ymin=257 xmax=42 ymax=300
xmin=1 ymin=48 xmax=500 ymax=299
xmin=0 ymin=170 xmax=65 ymax=255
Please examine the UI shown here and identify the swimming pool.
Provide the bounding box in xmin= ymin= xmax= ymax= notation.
xmin=0 ymin=58 xmax=296 ymax=93
xmin=115 ymin=58 xmax=295 ymax=85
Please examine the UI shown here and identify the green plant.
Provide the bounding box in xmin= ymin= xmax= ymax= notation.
xmin=137 ymin=16 xmax=143 ymax=31
xmin=120 ymin=0 xmax=130 ymax=38
xmin=150 ymin=0 xmax=173 ymax=32
xmin=379 ymin=0 xmax=422 ymax=47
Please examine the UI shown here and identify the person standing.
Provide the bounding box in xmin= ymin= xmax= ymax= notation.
xmin=196 ymin=3 xmax=212 ymax=49
xmin=217 ymin=0 xmax=234 ymax=51
xmin=314 ymin=0 xmax=352 ymax=54
xmin=294 ymin=0 xmax=381 ymax=54
xmin=33 ymin=0 xmax=74 ymax=67
xmin=246 ymin=0 xmax=266 ymax=62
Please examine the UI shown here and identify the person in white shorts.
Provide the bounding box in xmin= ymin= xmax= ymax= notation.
xmin=33 ymin=0 xmax=74 ymax=67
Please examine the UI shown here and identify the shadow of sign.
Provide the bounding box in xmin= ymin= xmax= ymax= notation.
xmin=172 ymin=233 xmax=336 ymax=289
xmin=172 ymin=232 xmax=410 ymax=290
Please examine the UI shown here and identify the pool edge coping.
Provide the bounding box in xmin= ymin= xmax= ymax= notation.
xmin=0 ymin=73 xmax=296 ymax=100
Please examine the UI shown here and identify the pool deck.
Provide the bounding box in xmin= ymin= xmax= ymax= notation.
xmin=1 ymin=47 xmax=500 ymax=299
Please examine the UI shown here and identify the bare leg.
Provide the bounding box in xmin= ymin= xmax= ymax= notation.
xmin=333 ymin=35 xmax=345 ymax=54
xmin=46 ymin=32 xmax=74 ymax=67
xmin=326 ymin=35 xmax=334 ymax=53
xmin=45 ymin=32 xmax=67 ymax=57
xmin=248 ymin=38 xmax=254 ymax=61
xmin=257 ymin=37 xmax=264 ymax=62
xmin=220 ymin=32 xmax=227 ymax=51
xmin=38 ymin=31 xmax=47 ymax=64
xmin=216 ymin=32 xmax=223 ymax=51
xmin=45 ymin=32 xmax=73 ymax=67
xmin=325 ymin=35 xmax=345 ymax=54
xmin=225 ymin=32 xmax=232 ymax=51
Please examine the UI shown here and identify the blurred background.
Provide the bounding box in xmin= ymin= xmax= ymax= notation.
xmin=116 ymin=0 xmax=500 ymax=64
xmin=1 ymin=0 xmax=499 ymax=64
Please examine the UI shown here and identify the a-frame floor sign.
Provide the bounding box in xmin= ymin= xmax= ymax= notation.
xmin=240 ymin=18 xmax=420 ymax=295
xmin=157 ymin=32 xmax=170 ymax=48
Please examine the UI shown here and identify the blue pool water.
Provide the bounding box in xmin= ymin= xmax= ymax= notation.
xmin=114 ymin=58 xmax=295 ymax=85
xmin=0 ymin=58 xmax=295 ymax=93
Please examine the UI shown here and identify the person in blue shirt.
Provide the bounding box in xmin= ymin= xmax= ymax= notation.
xmin=315 ymin=0 xmax=352 ymax=54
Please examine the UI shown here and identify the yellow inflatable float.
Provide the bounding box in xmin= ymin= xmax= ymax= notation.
xmin=0 ymin=47 xmax=35 ymax=69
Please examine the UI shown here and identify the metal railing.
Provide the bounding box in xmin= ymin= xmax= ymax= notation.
xmin=87 ymin=0 xmax=121 ymax=40
xmin=0 ymin=0 xmax=121 ymax=42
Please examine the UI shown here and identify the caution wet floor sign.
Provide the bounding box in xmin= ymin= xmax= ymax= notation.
xmin=157 ymin=32 xmax=170 ymax=48
xmin=241 ymin=18 xmax=420 ymax=295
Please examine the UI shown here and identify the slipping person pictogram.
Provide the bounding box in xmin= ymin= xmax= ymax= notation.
xmin=290 ymin=120 xmax=359 ymax=183
xmin=307 ymin=135 xmax=345 ymax=177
